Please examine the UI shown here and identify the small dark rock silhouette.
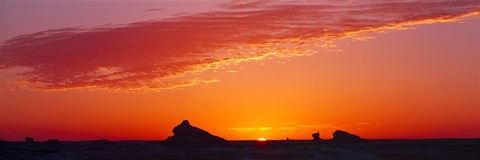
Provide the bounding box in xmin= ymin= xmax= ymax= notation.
xmin=165 ymin=120 xmax=226 ymax=145
xmin=46 ymin=139 xmax=60 ymax=144
xmin=312 ymin=132 xmax=321 ymax=141
xmin=332 ymin=130 xmax=367 ymax=143
xmin=91 ymin=139 xmax=113 ymax=145
xmin=25 ymin=137 xmax=34 ymax=143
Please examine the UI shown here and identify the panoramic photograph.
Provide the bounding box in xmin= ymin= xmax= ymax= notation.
xmin=0 ymin=0 xmax=479 ymax=159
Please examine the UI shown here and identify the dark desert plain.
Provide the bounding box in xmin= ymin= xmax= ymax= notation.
xmin=2 ymin=120 xmax=480 ymax=160
xmin=1 ymin=0 xmax=480 ymax=160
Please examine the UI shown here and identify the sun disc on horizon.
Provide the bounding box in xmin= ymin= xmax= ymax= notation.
xmin=257 ymin=138 xmax=267 ymax=141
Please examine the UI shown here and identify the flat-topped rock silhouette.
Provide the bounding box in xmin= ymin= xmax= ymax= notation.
xmin=24 ymin=137 xmax=34 ymax=143
xmin=165 ymin=120 xmax=226 ymax=145
xmin=311 ymin=130 xmax=367 ymax=143
xmin=332 ymin=130 xmax=367 ymax=143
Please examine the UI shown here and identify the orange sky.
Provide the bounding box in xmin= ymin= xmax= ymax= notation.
xmin=0 ymin=0 xmax=479 ymax=141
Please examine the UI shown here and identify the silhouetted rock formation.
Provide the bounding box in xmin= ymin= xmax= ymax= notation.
xmin=312 ymin=132 xmax=321 ymax=141
xmin=165 ymin=120 xmax=226 ymax=145
xmin=24 ymin=137 xmax=34 ymax=143
xmin=90 ymin=139 xmax=113 ymax=145
xmin=332 ymin=130 xmax=367 ymax=143
xmin=46 ymin=139 xmax=60 ymax=144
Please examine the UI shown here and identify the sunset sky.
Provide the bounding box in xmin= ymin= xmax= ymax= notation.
xmin=1 ymin=0 xmax=479 ymax=141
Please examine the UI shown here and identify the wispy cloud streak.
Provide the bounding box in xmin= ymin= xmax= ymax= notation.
xmin=1 ymin=0 xmax=479 ymax=92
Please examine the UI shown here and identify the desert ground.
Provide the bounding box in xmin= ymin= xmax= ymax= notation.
xmin=1 ymin=139 xmax=479 ymax=160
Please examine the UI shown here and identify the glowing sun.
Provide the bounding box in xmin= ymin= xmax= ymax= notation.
xmin=257 ymin=138 xmax=267 ymax=141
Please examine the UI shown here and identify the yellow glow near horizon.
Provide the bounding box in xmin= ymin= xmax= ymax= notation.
xmin=257 ymin=138 xmax=267 ymax=141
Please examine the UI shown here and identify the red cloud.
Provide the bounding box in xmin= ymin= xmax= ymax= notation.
xmin=1 ymin=0 xmax=479 ymax=92
xmin=219 ymin=0 xmax=276 ymax=9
